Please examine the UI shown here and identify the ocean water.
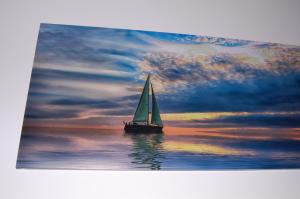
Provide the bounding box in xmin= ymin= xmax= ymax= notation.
xmin=16 ymin=126 xmax=300 ymax=170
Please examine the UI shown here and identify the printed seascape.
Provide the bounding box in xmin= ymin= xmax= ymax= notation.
xmin=17 ymin=23 xmax=300 ymax=170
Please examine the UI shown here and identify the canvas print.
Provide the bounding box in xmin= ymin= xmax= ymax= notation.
xmin=17 ymin=23 xmax=300 ymax=170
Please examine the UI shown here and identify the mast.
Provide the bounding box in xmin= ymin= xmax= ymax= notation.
xmin=147 ymin=74 xmax=150 ymax=125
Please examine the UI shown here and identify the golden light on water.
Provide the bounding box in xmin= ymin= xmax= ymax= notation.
xmin=163 ymin=141 xmax=255 ymax=156
xmin=163 ymin=126 xmax=275 ymax=140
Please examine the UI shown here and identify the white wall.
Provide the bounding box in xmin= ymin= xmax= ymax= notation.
xmin=0 ymin=0 xmax=299 ymax=198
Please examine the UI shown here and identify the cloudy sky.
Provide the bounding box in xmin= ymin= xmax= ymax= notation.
xmin=23 ymin=23 xmax=300 ymax=135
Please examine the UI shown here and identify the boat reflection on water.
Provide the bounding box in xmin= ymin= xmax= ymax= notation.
xmin=124 ymin=132 xmax=165 ymax=170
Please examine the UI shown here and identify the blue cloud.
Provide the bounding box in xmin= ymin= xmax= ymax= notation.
xmin=31 ymin=68 xmax=134 ymax=84
xmin=25 ymin=106 xmax=80 ymax=119
xmin=157 ymin=72 xmax=300 ymax=113
xmin=50 ymin=98 xmax=120 ymax=109
xmin=142 ymin=30 xmax=199 ymax=44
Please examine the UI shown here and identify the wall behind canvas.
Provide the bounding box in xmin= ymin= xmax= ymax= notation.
xmin=0 ymin=0 xmax=299 ymax=198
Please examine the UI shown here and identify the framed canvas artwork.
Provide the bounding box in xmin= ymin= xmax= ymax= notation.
xmin=17 ymin=23 xmax=300 ymax=170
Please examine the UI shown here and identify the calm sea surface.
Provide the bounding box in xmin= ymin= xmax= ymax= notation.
xmin=17 ymin=126 xmax=300 ymax=170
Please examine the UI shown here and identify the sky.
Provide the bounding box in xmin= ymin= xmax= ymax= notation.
xmin=23 ymin=23 xmax=300 ymax=136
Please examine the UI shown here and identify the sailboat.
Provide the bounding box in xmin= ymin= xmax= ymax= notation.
xmin=124 ymin=74 xmax=163 ymax=133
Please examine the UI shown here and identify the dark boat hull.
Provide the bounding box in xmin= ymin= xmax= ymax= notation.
xmin=124 ymin=124 xmax=163 ymax=134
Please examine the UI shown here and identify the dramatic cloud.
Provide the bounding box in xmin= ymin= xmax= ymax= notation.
xmin=138 ymin=46 xmax=300 ymax=93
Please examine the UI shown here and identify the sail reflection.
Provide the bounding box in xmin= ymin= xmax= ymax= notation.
xmin=125 ymin=132 xmax=165 ymax=170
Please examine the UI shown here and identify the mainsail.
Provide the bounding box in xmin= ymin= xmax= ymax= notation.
xmin=151 ymin=84 xmax=163 ymax=126
xmin=133 ymin=75 xmax=150 ymax=123
xmin=132 ymin=74 xmax=163 ymax=127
